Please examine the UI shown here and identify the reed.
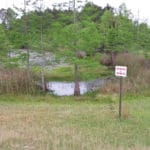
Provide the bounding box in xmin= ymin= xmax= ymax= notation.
xmin=0 ymin=69 xmax=37 ymax=94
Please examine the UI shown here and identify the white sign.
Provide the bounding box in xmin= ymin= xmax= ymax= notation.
xmin=115 ymin=66 xmax=127 ymax=77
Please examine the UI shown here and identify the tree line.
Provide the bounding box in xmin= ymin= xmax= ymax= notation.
xmin=0 ymin=1 xmax=150 ymax=55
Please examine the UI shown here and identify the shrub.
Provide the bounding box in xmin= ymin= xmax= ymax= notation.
xmin=100 ymin=54 xmax=112 ymax=66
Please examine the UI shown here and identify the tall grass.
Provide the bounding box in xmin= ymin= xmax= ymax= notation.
xmin=0 ymin=69 xmax=37 ymax=94
xmin=100 ymin=53 xmax=150 ymax=94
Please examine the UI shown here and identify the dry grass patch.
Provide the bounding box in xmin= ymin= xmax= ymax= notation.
xmin=100 ymin=53 xmax=150 ymax=94
xmin=0 ymin=97 xmax=149 ymax=150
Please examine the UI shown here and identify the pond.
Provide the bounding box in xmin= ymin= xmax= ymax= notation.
xmin=46 ymin=79 xmax=106 ymax=96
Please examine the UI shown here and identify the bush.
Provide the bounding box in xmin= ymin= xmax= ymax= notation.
xmin=100 ymin=54 xmax=113 ymax=66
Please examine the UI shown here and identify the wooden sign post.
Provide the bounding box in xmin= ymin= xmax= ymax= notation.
xmin=115 ymin=66 xmax=127 ymax=118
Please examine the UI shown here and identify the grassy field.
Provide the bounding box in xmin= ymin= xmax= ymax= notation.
xmin=0 ymin=94 xmax=149 ymax=150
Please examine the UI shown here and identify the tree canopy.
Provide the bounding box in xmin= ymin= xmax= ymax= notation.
xmin=0 ymin=2 xmax=150 ymax=54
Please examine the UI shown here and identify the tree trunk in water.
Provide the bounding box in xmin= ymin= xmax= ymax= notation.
xmin=41 ymin=53 xmax=46 ymax=92
xmin=27 ymin=48 xmax=30 ymax=77
xmin=73 ymin=0 xmax=80 ymax=96
xmin=74 ymin=64 xmax=80 ymax=96
xmin=41 ymin=68 xmax=45 ymax=92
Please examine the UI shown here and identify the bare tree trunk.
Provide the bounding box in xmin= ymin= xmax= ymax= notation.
xmin=73 ymin=0 xmax=80 ymax=96
xmin=26 ymin=48 xmax=30 ymax=77
xmin=74 ymin=64 xmax=80 ymax=96
xmin=40 ymin=0 xmax=45 ymax=92
xmin=41 ymin=66 xmax=45 ymax=91
xmin=24 ymin=0 xmax=30 ymax=93
xmin=110 ymin=51 xmax=115 ymax=66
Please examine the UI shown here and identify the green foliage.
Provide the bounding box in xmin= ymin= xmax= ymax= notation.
xmin=137 ymin=23 xmax=150 ymax=49
xmin=1 ymin=2 xmax=150 ymax=53
xmin=47 ymin=57 xmax=112 ymax=81
xmin=1 ymin=2 xmax=150 ymax=86
xmin=0 ymin=25 xmax=8 ymax=50
xmin=99 ymin=8 xmax=136 ymax=51
xmin=79 ymin=21 xmax=102 ymax=54
xmin=79 ymin=2 xmax=104 ymax=22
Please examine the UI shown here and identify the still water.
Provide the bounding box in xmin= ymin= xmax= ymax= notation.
xmin=46 ymin=79 xmax=105 ymax=96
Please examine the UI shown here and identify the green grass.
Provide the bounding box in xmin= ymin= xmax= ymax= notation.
xmin=0 ymin=94 xmax=149 ymax=150
xmin=48 ymin=57 xmax=112 ymax=81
